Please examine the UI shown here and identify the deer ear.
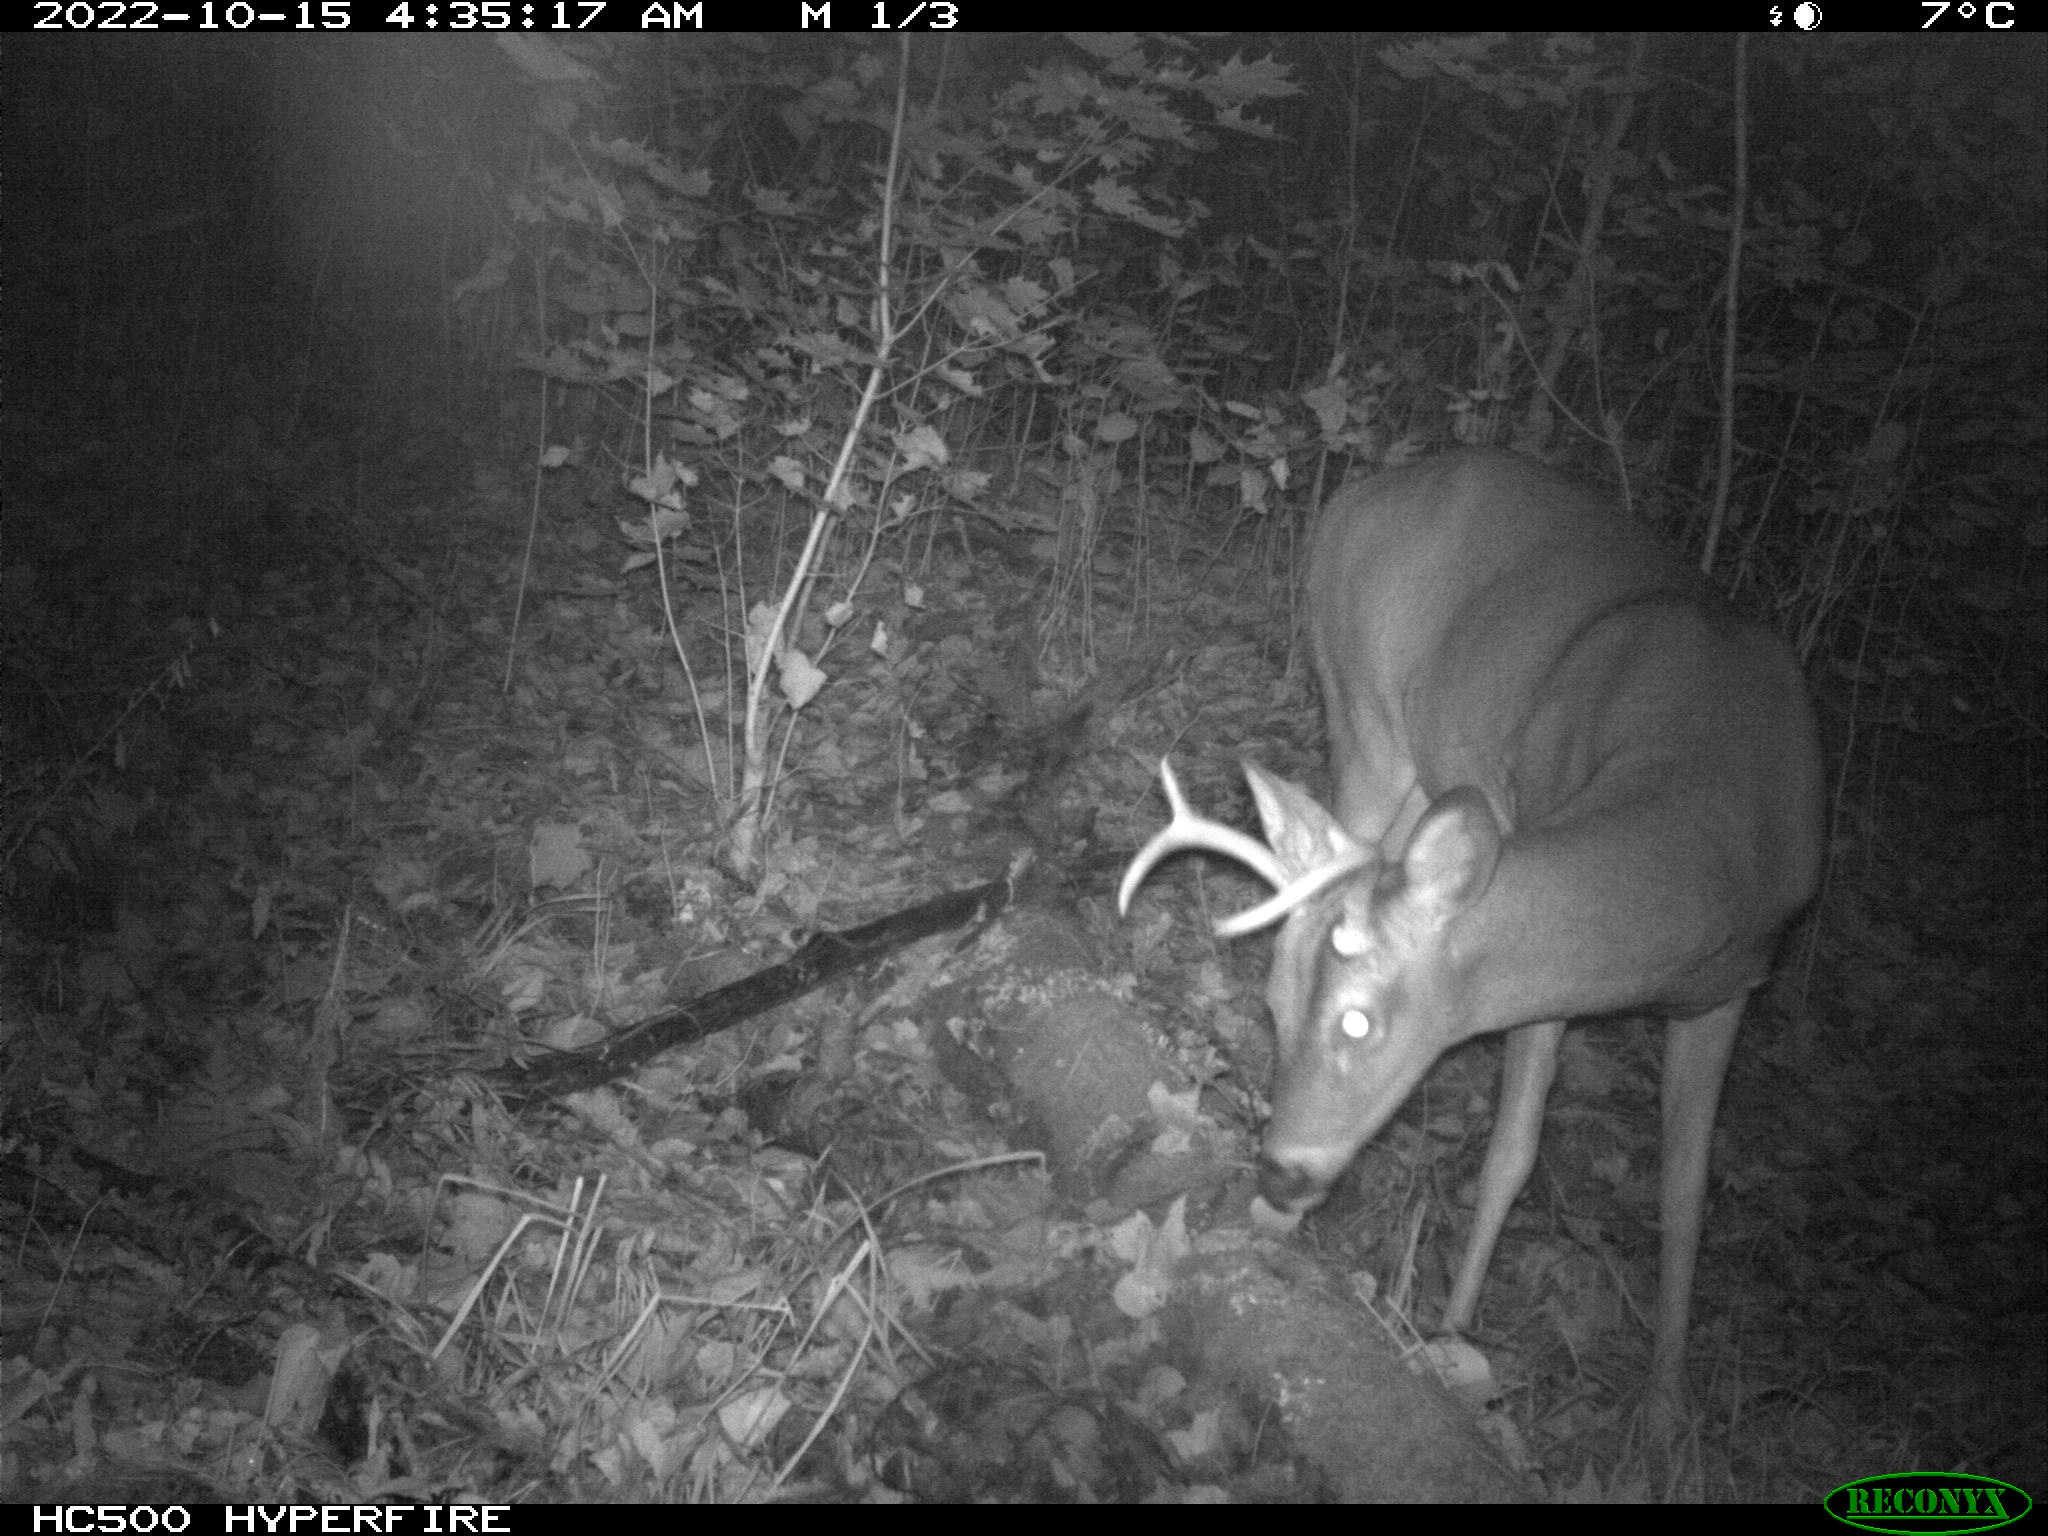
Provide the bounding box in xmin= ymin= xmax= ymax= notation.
xmin=1399 ymin=788 xmax=1501 ymax=920
xmin=1242 ymin=761 xmax=1362 ymax=881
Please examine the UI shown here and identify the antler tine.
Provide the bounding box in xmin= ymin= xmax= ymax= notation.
xmin=1118 ymin=758 xmax=1292 ymax=916
xmin=1213 ymin=853 xmax=1371 ymax=938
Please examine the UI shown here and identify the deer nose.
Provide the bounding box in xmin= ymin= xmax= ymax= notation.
xmin=1257 ymin=1157 xmax=1327 ymax=1214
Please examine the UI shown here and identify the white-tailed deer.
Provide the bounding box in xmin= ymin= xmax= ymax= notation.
xmin=1120 ymin=449 xmax=1823 ymax=1424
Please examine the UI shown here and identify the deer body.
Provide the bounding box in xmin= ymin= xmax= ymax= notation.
xmin=1121 ymin=449 xmax=1824 ymax=1423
